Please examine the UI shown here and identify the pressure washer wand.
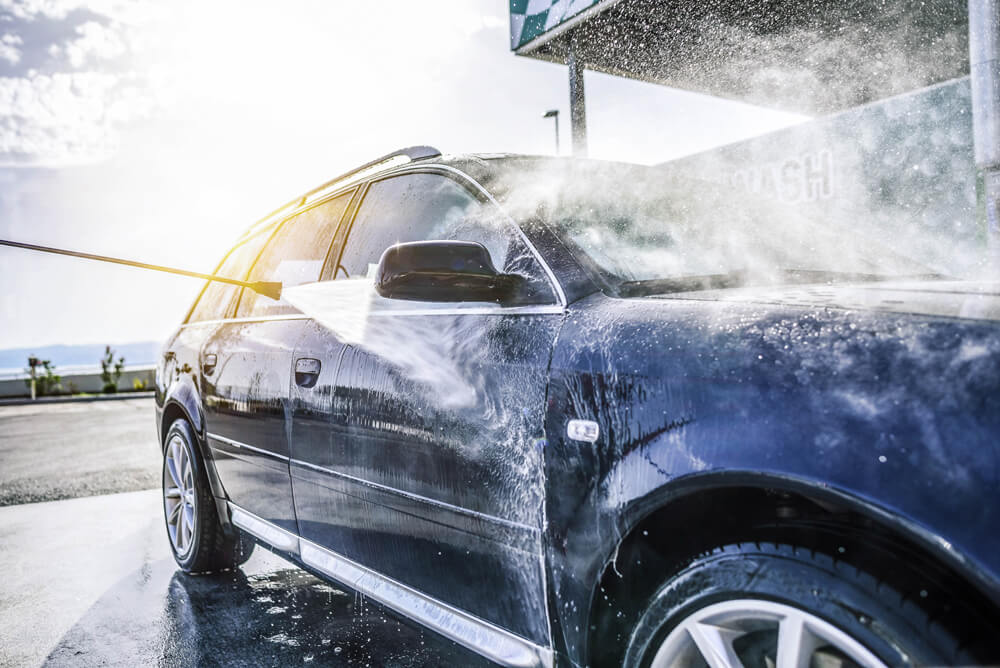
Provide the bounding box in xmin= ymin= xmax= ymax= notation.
xmin=0 ymin=238 xmax=282 ymax=300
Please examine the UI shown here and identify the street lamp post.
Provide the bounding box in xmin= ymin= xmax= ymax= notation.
xmin=543 ymin=109 xmax=560 ymax=155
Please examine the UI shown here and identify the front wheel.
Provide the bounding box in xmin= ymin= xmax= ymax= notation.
xmin=162 ymin=418 xmax=252 ymax=573
xmin=623 ymin=543 xmax=969 ymax=667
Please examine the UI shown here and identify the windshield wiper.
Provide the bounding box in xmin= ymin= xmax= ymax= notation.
xmin=617 ymin=270 xmax=750 ymax=297
xmin=617 ymin=269 xmax=951 ymax=298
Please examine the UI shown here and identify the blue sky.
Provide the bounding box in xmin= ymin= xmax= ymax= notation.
xmin=0 ymin=0 xmax=803 ymax=351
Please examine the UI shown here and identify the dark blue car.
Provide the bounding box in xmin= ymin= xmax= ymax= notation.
xmin=155 ymin=147 xmax=1000 ymax=667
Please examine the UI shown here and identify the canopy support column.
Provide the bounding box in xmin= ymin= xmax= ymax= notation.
xmin=970 ymin=0 xmax=1000 ymax=270
xmin=568 ymin=33 xmax=588 ymax=157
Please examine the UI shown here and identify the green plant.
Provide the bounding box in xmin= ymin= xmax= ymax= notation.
xmin=100 ymin=346 xmax=125 ymax=393
xmin=25 ymin=356 xmax=61 ymax=397
xmin=133 ymin=376 xmax=149 ymax=391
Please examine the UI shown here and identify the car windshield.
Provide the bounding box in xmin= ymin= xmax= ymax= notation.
xmin=499 ymin=159 xmax=969 ymax=296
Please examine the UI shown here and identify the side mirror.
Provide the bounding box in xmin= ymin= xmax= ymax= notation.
xmin=374 ymin=240 xmax=523 ymax=303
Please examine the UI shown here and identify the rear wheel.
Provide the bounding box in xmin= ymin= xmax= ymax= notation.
xmin=622 ymin=543 xmax=968 ymax=667
xmin=162 ymin=418 xmax=252 ymax=573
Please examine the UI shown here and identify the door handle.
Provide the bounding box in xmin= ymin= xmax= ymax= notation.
xmin=294 ymin=358 xmax=321 ymax=388
xmin=203 ymin=353 xmax=217 ymax=375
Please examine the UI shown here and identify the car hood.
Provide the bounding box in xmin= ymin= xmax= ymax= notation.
xmin=651 ymin=279 xmax=1000 ymax=322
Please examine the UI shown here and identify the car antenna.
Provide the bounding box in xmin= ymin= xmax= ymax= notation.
xmin=0 ymin=238 xmax=282 ymax=300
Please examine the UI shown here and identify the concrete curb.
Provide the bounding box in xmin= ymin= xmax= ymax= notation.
xmin=0 ymin=391 xmax=155 ymax=407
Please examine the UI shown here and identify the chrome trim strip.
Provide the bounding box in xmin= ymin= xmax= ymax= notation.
xmin=289 ymin=458 xmax=538 ymax=535
xmin=366 ymin=304 xmax=564 ymax=317
xmin=180 ymin=162 xmax=569 ymax=332
xmin=229 ymin=503 xmax=299 ymax=554
xmin=179 ymin=304 xmax=563 ymax=328
xmin=207 ymin=432 xmax=290 ymax=462
xmin=298 ymin=538 xmax=552 ymax=668
xmin=180 ymin=314 xmax=309 ymax=328
xmin=226 ymin=504 xmax=552 ymax=668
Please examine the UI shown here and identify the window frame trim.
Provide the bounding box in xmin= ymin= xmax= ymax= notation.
xmin=183 ymin=220 xmax=281 ymax=324
xmin=232 ymin=185 xmax=360 ymax=319
xmin=328 ymin=164 xmax=567 ymax=309
xmin=184 ymin=164 xmax=568 ymax=328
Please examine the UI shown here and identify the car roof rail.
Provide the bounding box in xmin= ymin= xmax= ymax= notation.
xmin=301 ymin=145 xmax=442 ymax=205
xmin=239 ymin=146 xmax=442 ymax=239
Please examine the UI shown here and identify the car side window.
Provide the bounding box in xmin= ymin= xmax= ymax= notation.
xmin=236 ymin=191 xmax=353 ymax=318
xmin=187 ymin=229 xmax=272 ymax=323
xmin=336 ymin=173 xmax=554 ymax=303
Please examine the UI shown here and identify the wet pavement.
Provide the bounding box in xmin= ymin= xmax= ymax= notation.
xmin=0 ymin=488 xmax=492 ymax=668
xmin=0 ymin=398 xmax=161 ymax=506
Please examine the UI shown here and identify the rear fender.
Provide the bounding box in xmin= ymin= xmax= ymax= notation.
xmin=161 ymin=379 xmax=227 ymax=503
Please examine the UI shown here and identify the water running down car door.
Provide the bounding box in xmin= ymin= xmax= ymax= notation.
xmin=288 ymin=171 xmax=562 ymax=645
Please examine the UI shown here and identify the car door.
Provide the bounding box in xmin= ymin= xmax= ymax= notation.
xmin=201 ymin=190 xmax=354 ymax=532
xmin=288 ymin=170 xmax=564 ymax=649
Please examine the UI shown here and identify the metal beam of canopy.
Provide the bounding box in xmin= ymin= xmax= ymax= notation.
xmin=510 ymin=0 xmax=970 ymax=115
xmin=510 ymin=0 xmax=999 ymax=261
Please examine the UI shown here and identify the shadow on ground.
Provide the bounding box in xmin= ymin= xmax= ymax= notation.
xmin=42 ymin=549 xmax=492 ymax=667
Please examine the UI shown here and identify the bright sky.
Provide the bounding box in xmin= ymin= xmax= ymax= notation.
xmin=0 ymin=0 xmax=804 ymax=351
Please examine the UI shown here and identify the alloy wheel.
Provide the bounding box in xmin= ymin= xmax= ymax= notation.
xmin=163 ymin=433 xmax=197 ymax=557
xmin=649 ymin=599 xmax=888 ymax=668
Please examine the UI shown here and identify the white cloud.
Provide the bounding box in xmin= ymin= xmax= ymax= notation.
xmin=0 ymin=2 xmax=151 ymax=164
xmin=0 ymin=70 xmax=151 ymax=165
xmin=0 ymin=31 xmax=22 ymax=64
xmin=0 ymin=0 xmax=153 ymax=23
xmin=60 ymin=20 xmax=125 ymax=67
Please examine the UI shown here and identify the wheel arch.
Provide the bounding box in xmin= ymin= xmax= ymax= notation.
xmin=160 ymin=389 xmax=228 ymax=503
xmin=585 ymin=472 xmax=1000 ymax=666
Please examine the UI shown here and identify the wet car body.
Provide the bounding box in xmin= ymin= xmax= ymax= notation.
xmin=545 ymin=285 xmax=1000 ymax=663
xmin=155 ymin=151 xmax=1000 ymax=667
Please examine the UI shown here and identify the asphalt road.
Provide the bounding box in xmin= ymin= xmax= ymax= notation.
xmin=0 ymin=398 xmax=161 ymax=505
xmin=0 ymin=399 xmax=493 ymax=667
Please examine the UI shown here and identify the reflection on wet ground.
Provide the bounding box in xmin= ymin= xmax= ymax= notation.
xmin=0 ymin=488 xmax=490 ymax=667
xmin=43 ymin=547 xmax=492 ymax=667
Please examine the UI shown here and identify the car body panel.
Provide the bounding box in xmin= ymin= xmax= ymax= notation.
xmin=542 ymin=289 xmax=1000 ymax=664
xmin=199 ymin=318 xmax=307 ymax=532
xmin=289 ymin=303 xmax=561 ymax=646
xmin=156 ymin=324 xmax=210 ymax=444
xmin=154 ymin=154 xmax=1000 ymax=668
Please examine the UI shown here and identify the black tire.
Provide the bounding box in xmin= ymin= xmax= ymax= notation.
xmin=622 ymin=542 xmax=971 ymax=667
xmin=162 ymin=418 xmax=253 ymax=573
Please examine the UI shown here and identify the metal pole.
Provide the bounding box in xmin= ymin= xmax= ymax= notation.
xmin=0 ymin=239 xmax=282 ymax=299
xmin=568 ymin=33 xmax=588 ymax=157
xmin=970 ymin=0 xmax=1000 ymax=272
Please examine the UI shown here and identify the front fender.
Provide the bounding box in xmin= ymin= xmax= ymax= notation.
xmin=542 ymin=293 xmax=1000 ymax=666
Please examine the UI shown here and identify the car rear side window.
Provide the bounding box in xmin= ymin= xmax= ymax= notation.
xmin=336 ymin=173 xmax=554 ymax=304
xmin=187 ymin=230 xmax=272 ymax=323
xmin=236 ymin=191 xmax=353 ymax=318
